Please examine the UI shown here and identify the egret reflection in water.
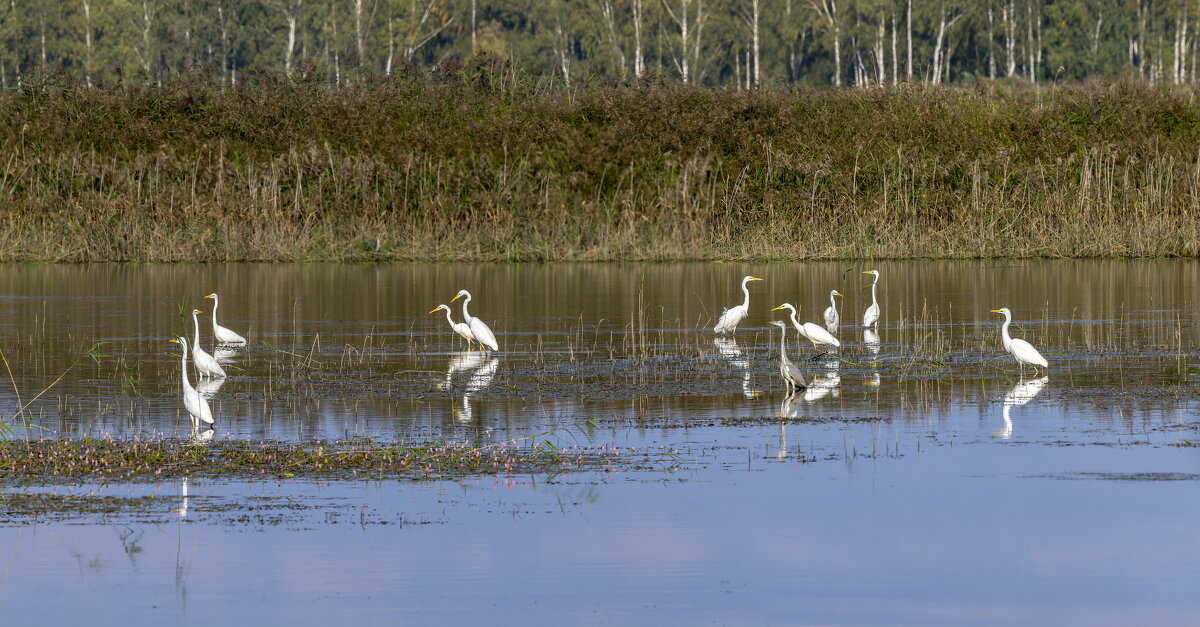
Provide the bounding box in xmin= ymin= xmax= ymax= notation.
xmin=996 ymin=376 xmax=1049 ymax=439
xmin=455 ymin=358 xmax=500 ymax=423
xmin=213 ymin=346 xmax=240 ymax=365
xmin=196 ymin=376 xmax=226 ymax=400
xmin=713 ymin=337 xmax=761 ymax=399
xmin=437 ymin=352 xmax=485 ymax=391
xmin=863 ymin=328 xmax=881 ymax=355
xmin=804 ymin=357 xmax=841 ymax=403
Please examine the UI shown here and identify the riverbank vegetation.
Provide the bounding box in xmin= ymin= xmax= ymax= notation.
xmin=0 ymin=435 xmax=642 ymax=482
xmin=1 ymin=68 xmax=1198 ymax=261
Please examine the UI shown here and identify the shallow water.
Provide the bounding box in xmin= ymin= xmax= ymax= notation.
xmin=1 ymin=260 xmax=1199 ymax=624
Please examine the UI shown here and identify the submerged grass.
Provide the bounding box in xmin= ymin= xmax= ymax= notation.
xmin=1 ymin=68 xmax=1199 ymax=261
xmin=0 ymin=435 xmax=647 ymax=483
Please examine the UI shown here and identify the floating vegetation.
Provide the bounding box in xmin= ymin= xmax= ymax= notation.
xmin=0 ymin=435 xmax=664 ymax=483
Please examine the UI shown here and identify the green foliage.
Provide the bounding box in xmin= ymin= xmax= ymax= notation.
xmin=0 ymin=0 xmax=1194 ymax=88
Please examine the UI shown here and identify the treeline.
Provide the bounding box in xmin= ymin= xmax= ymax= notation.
xmin=2 ymin=1 xmax=1199 ymax=89
xmin=1 ymin=70 xmax=1198 ymax=262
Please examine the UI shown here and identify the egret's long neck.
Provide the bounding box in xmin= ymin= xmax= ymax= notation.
xmin=179 ymin=343 xmax=190 ymax=388
xmin=192 ymin=314 xmax=202 ymax=348
xmin=442 ymin=308 xmax=456 ymax=326
xmin=788 ymin=307 xmax=801 ymax=330
xmin=460 ymin=294 xmax=473 ymax=322
xmin=829 ymin=293 xmax=838 ymax=312
xmin=1000 ymin=317 xmax=1013 ymax=351
xmin=740 ymin=280 xmax=752 ymax=310
xmin=870 ymin=280 xmax=878 ymax=306
xmin=210 ymin=298 xmax=220 ymax=328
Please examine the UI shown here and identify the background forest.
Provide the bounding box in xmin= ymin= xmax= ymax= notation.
xmin=1 ymin=1 xmax=1197 ymax=89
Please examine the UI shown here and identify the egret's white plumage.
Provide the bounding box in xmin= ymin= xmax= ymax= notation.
xmin=450 ymin=290 xmax=499 ymax=352
xmin=714 ymin=276 xmax=764 ymax=335
xmin=191 ymin=309 xmax=226 ymax=379
xmin=430 ymin=304 xmax=476 ymax=349
xmin=862 ymin=270 xmax=880 ymax=328
xmin=170 ymin=337 xmax=214 ymax=426
xmin=204 ymin=293 xmax=247 ymax=345
xmin=823 ymin=290 xmax=842 ymax=335
xmin=771 ymin=303 xmax=841 ymax=351
xmin=769 ymin=321 xmax=806 ymax=394
xmin=990 ymin=308 xmax=1049 ymax=373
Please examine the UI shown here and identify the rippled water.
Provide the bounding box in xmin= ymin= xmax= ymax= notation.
xmin=1 ymin=261 xmax=1198 ymax=624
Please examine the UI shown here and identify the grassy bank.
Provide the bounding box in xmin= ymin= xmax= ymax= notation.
xmin=1 ymin=66 xmax=1198 ymax=261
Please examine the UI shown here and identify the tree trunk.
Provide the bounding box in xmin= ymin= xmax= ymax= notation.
xmin=82 ymin=0 xmax=93 ymax=86
xmin=283 ymin=0 xmax=302 ymax=78
xmin=633 ymin=0 xmax=644 ymax=77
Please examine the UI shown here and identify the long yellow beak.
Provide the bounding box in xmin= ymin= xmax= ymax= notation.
xmin=204 ymin=294 xmax=215 ymax=299
xmin=194 ymin=309 xmax=203 ymax=314
xmin=770 ymin=305 xmax=786 ymax=311
xmin=449 ymin=294 xmax=462 ymax=303
xmin=749 ymin=277 xmax=764 ymax=281
xmin=861 ymin=270 xmax=874 ymax=275
xmin=428 ymin=306 xmax=441 ymax=314
xmin=989 ymin=309 xmax=1003 ymax=313
xmin=833 ymin=291 xmax=843 ymax=297
xmin=169 ymin=339 xmax=179 ymax=344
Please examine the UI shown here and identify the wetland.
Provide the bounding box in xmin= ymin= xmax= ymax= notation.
xmin=0 ymin=260 xmax=1198 ymax=624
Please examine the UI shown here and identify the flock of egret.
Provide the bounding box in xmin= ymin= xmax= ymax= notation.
xmin=711 ymin=270 xmax=1048 ymax=394
xmin=169 ymin=275 xmax=1049 ymax=429
xmin=170 ymin=293 xmax=246 ymax=429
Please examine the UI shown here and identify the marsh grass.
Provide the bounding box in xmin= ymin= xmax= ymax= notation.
xmin=0 ymin=433 xmax=656 ymax=482
xmin=1 ymin=70 xmax=1199 ymax=262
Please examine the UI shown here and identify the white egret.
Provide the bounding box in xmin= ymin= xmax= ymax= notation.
xmin=190 ymin=309 xmax=226 ymax=379
xmin=862 ymin=270 xmax=880 ymax=328
xmin=823 ymin=290 xmax=843 ymax=335
xmin=203 ymin=293 xmax=247 ymax=345
xmin=429 ymin=304 xmax=476 ymax=349
xmin=450 ymin=290 xmax=499 ymax=352
xmin=771 ymin=303 xmax=841 ymax=354
xmin=714 ymin=276 xmax=764 ymax=335
xmin=769 ymin=321 xmax=806 ymax=394
xmin=169 ymin=337 xmax=215 ymax=427
xmin=990 ymin=308 xmax=1049 ymax=375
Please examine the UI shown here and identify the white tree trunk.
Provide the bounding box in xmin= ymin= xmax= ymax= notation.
xmin=82 ymin=0 xmax=93 ymax=85
xmin=633 ymin=0 xmax=644 ymax=77
xmin=283 ymin=0 xmax=302 ymax=78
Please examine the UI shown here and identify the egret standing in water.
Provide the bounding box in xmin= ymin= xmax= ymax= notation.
xmin=429 ymin=304 xmax=476 ymax=349
xmin=190 ymin=309 xmax=226 ymax=379
xmin=169 ymin=337 xmax=214 ymax=428
xmin=990 ymin=308 xmax=1049 ymax=375
xmin=769 ymin=321 xmax=806 ymax=394
xmin=203 ymin=293 xmax=247 ymax=345
xmin=823 ymin=290 xmax=843 ymax=335
xmin=450 ymin=290 xmax=499 ymax=352
xmin=714 ymin=276 xmax=764 ymax=335
xmin=861 ymin=270 xmax=881 ymax=328
xmin=770 ymin=303 xmax=840 ymax=355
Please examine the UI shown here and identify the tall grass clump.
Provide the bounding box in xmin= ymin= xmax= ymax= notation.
xmin=0 ymin=63 xmax=1198 ymax=262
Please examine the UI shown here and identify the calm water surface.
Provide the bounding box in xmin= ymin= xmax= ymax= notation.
xmin=0 ymin=261 xmax=1198 ymax=624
